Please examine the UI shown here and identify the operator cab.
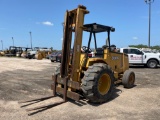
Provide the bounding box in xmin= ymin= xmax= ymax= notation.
xmin=83 ymin=23 xmax=115 ymax=57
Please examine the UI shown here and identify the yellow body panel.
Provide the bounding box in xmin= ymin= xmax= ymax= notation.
xmin=80 ymin=49 xmax=129 ymax=79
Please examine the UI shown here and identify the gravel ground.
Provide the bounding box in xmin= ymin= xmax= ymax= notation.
xmin=0 ymin=57 xmax=160 ymax=120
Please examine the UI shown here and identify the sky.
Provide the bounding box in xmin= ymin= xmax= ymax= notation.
xmin=0 ymin=0 xmax=160 ymax=50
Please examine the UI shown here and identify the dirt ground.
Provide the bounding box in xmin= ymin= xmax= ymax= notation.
xmin=0 ymin=57 xmax=160 ymax=120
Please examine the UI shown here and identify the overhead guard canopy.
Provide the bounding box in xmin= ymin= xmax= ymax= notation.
xmin=83 ymin=23 xmax=115 ymax=33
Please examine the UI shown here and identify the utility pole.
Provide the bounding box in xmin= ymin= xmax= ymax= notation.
xmin=29 ymin=31 xmax=32 ymax=49
xmin=12 ymin=37 xmax=14 ymax=46
xmin=144 ymin=0 xmax=154 ymax=48
xmin=1 ymin=40 xmax=3 ymax=50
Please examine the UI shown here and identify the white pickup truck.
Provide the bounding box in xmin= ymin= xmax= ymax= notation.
xmin=120 ymin=47 xmax=160 ymax=68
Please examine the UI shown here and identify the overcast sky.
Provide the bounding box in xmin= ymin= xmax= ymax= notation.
xmin=0 ymin=0 xmax=160 ymax=50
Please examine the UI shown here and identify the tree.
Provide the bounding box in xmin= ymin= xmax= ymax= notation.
xmin=129 ymin=44 xmax=148 ymax=48
xmin=128 ymin=44 xmax=160 ymax=50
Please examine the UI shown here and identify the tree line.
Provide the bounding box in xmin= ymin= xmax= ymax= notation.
xmin=129 ymin=44 xmax=160 ymax=50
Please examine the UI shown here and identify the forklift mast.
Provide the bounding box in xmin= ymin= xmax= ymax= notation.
xmin=60 ymin=5 xmax=89 ymax=81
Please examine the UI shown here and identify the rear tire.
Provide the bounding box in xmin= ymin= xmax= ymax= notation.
xmin=122 ymin=70 xmax=135 ymax=88
xmin=81 ymin=63 xmax=114 ymax=103
xmin=147 ymin=59 xmax=157 ymax=68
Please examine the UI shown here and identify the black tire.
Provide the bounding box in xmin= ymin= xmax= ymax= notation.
xmin=28 ymin=54 xmax=35 ymax=59
xmin=56 ymin=57 xmax=61 ymax=63
xmin=122 ymin=70 xmax=135 ymax=88
xmin=51 ymin=60 xmax=54 ymax=62
xmin=32 ymin=54 xmax=35 ymax=59
xmin=28 ymin=55 xmax=32 ymax=59
xmin=147 ymin=59 xmax=158 ymax=68
xmin=55 ymin=57 xmax=58 ymax=62
xmin=81 ymin=63 xmax=115 ymax=103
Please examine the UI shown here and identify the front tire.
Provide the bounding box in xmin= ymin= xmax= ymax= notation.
xmin=81 ymin=63 xmax=114 ymax=103
xmin=51 ymin=60 xmax=54 ymax=62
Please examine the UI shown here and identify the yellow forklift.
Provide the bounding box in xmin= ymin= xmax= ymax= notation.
xmin=19 ymin=5 xmax=135 ymax=112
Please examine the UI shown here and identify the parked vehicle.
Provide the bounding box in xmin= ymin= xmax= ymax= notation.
xmin=21 ymin=47 xmax=32 ymax=58
xmin=50 ymin=51 xmax=62 ymax=62
xmin=27 ymin=47 xmax=51 ymax=59
xmin=120 ymin=47 xmax=160 ymax=68
xmin=26 ymin=47 xmax=39 ymax=59
xmin=5 ymin=46 xmax=23 ymax=57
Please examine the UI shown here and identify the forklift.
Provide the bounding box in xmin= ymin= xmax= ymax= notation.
xmin=19 ymin=5 xmax=135 ymax=112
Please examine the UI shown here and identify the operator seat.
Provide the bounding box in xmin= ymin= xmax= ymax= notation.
xmin=95 ymin=47 xmax=104 ymax=58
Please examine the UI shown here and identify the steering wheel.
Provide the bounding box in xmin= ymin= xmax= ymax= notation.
xmin=82 ymin=46 xmax=92 ymax=53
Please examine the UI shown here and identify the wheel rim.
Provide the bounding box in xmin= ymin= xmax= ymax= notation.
xmin=149 ymin=61 xmax=156 ymax=68
xmin=98 ymin=73 xmax=111 ymax=95
xmin=128 ymin=73 xmax=135 ymax=85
